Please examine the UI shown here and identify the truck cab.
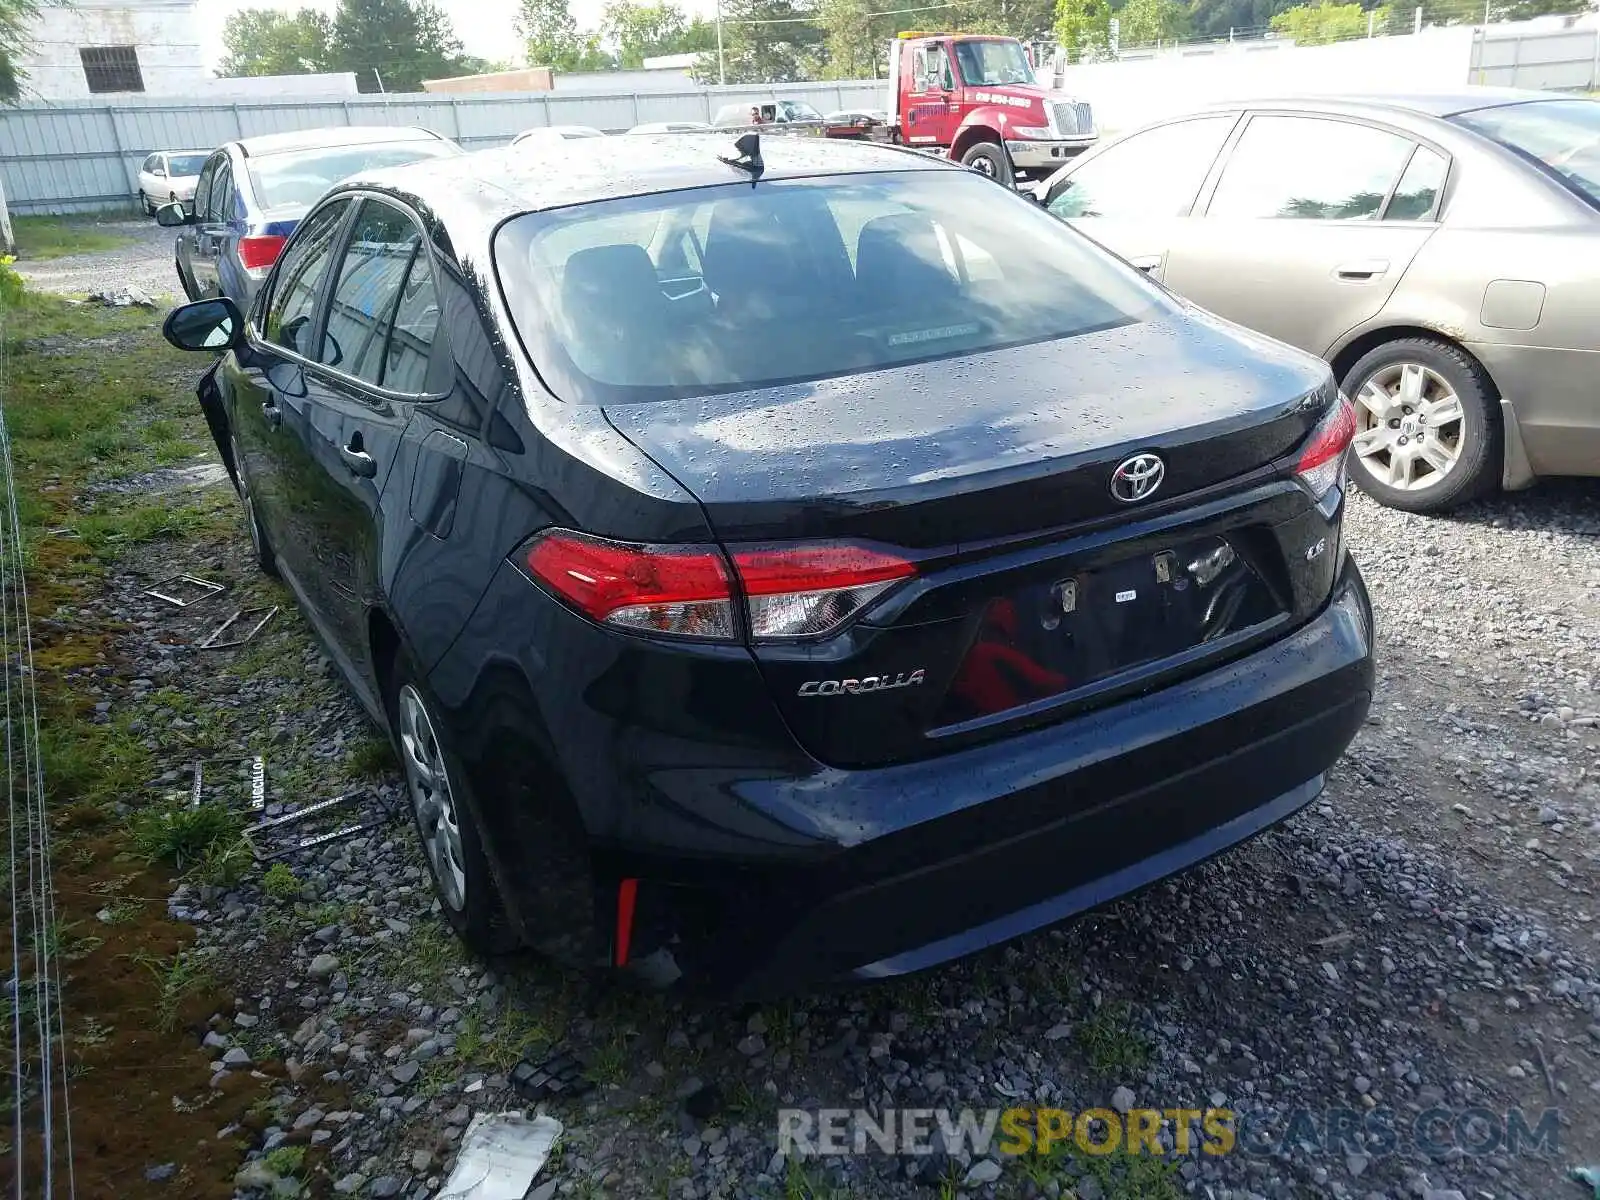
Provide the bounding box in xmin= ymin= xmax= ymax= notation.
xmin=888 ymin=32 xmax=1097 ymax=185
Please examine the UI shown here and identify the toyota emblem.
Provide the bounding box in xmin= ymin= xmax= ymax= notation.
xmin=1109 ymin=453 xmax=1166 ymax=503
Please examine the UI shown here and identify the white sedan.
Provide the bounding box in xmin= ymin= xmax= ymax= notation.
xmin=136 ymin=149 xmax=210 ymax=216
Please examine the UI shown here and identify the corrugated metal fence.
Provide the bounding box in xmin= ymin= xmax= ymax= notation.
xmin=0 ymin=81 xmax=887 ymax=215
xmin=1470 ymin=24 xmax=1600 ymax=91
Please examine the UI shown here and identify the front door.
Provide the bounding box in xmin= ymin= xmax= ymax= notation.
xmin=192 ymin=157 xmax=237 ymax=298
xmin=178 ymin=154 xmax=221 ymax=296
xmin=902 ymin=40 xmax=958 ymax=149
xmin=1160 ymin=113 xmax=1448 ymax=358
xmin=1048 ymin=113 xmax=1241 ymax=283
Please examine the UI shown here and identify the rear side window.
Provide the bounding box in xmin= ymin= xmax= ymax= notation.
xmin=1385 ymin=146 xmax=1448 ymax=220
xmin=1048 ymin=116 xmax=1235 ymax=220
xmin=494 ymin=170 xmax=1165 ymax=404
xmin=206 ymin=162 xmax=235 ymax=224
xmin=1207 ymin=115 xmax=1415 ymax=221
xmin=320 ymin=200 xmax=441 ymax=391
xmin=264 ymin=200 xmax=350 ymax=355
xmin=193 ymin=155 xmax=219 ymax=217
xmin=246 ymin=141 xmax=457 ymax=213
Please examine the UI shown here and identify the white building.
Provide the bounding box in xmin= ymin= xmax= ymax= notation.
xmin=15 ymin=0 xmax=208 ymax=101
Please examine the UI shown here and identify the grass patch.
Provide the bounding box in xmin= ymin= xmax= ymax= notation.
xmin=133 ymin=947 xmax=215 ymax=1032
xmin=261 ymin=1146 xmax=305 ymax=1175
xmin=1077 ymin=1003 xmax=1150 ymax=1077
xmin=131 ymin=800 xmax=246 ymax=873
xmin=10 ymin=215 xmax=133 ymax=260
xmin=262 ymin=862 xmax=300 ymax=900
xmin=344 ymin=733 xmax=396 ymax=779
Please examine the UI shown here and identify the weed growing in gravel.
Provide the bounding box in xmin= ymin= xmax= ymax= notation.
xmin=194 ymin=835 xmax=254 ymax=887
xmin=133 ymin=947 xmax=215 ymax=1032
xmin=262 ymin=862 xmax=300 ymax=900
xmin=1077 ymin=1002 xmax=1150 ymax=1077
xmin=40 ymin=707 xmax=152 ymax=804
xmin=131 ymin=800 xmax=245 ymax=872
xmin=345 ymin=733 xmax=397 ymax=778
xmin=261 ymin=1146 xmax=305 ymax=1175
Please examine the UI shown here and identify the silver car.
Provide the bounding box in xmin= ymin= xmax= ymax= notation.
xmin=1032 ymin=90 xmax=1600 ymax=512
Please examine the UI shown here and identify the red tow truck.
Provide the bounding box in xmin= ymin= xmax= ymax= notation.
xmin=824 ymin=31 xmax=1097 ymax=186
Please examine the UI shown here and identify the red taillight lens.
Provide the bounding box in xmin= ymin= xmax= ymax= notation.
xmin=238 ymin=235 xmax=287 ymax=275
xmin=522 ymin=531 xmax=736 ymax=639
xmin=731 ymin=544 xmax=915 ymax=639
xmin=517 ymin=532 xmax=917 ymax=642
xmin=1296 ymin=393 xmax=1357 ymax=499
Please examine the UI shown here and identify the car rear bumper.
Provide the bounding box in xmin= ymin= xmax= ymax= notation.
xmin=601 ymin=554 xmax=1375 ymax=996
xmin=1006 ymin=136 xmax=1097 ymax=169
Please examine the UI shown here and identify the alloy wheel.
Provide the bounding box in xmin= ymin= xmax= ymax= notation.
xmin=399 ymin=684 xmax=467 ymax=912
xmin=1350 ymin=361 xmax=1465 ymax=492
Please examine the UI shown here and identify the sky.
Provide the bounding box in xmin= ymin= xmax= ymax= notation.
xmin=197 ymin=0 xmax=720 ymax=74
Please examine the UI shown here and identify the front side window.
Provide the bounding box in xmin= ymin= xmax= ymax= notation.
xmin=206 ymin=162 xmax=234 ymax=224
xmin=246 ymin=141 xmax=457 ymax=214
xmin=320 ymin=201 xmax=439 ymax=390
xmin=264 ymin=200 xmax=350 ymax=355
xmin=192 ymin=156 xmax=220 ymax=217
xmin=778 ymin=100 xmax=822 ymax=121
xmin=953 ymin=39 xmax=1034 ymax=86
xmin=1207 ymin=115 xmax=1416 ymax=221
xmin=494 ymin=170 xmax=1165 ymax=404
xmin=1048 ymin=116 xmax=1236 ymax=221
xmin=142 ymin=154 xmax=160 ymax=174
xmin=1451 ymin=98 xmax=1600 ymax=210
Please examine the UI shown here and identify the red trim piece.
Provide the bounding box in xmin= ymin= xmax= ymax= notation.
xmin=614 ymin=877 xmax=639 ymax=968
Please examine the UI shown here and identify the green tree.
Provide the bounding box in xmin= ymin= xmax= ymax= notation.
xmin=519 ymin=0 xmax=615 ymax=70
xmin=602 ymin=0 xmax=691 ymax=66
xmin=331 ymin=0 xmax=471 ymax=90
xmin=1269 ymin=0 xmax=1382 ymax=44
xmin=218 ymin=8 xmax=335 ymax=77
xmin=696 ymin=0 xmax=824 ymax=83
xmin=1501 ymin=0 xmax=1589 ymax=16
xmin=1117 ymin=0 xmax=1188 ymax=43
xmin=1054 ymin=0 xmax=1113 ymax=59
xmin=0 ymin=0 xmax=42 ymax=101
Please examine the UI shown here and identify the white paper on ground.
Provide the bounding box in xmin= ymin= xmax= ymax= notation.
xmin=438 ymin=1112 xmax=563 ymax=1200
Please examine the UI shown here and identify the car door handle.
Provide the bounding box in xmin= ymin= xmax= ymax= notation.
xmin=1335 ymin=260 xmax=1389 ymax=281
xmin=339 ymin=443 xmax=376 ymax=478
xmin=261 ymin=400 xmax=281 ymax=430
xmin=1128 ymin=255 xmax=1162 ymax=274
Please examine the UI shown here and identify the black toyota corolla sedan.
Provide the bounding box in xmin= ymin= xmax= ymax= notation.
xmin=162 ymin=133 xmax=1375 ymax=996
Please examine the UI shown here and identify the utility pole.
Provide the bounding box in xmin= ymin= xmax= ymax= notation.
xmin=373 ymin=68 xmax=386 ymax=93
xmin=715 ymin=0 xmax=726 ymax=85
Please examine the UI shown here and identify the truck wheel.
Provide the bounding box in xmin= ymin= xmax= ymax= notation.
xmin=960 ymin=141 xmax=1012 ymax=186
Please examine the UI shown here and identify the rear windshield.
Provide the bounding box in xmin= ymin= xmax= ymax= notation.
xmin=494 ymin=170 xmax=1164 ymax=404
xmin=247 ymin=141 xmax=457 ymax=212
xmin=168 ymin=153 xmax=209 ymax=176
xmin=1451 ymin=99 xmax=1600 ymax=209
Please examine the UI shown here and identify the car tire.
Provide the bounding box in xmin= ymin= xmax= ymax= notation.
xmin=385 ymin=653 xmax=521 ymax=958
xmin=140 ymin=190 xmax=153 ymax=216
xmin=960 ymin=140 xmax=1012 ymax=186
xmin=229 ymin=432 xmax=279 ymax=578
xmin=1340 ymin=337 xmax=1500 ymax=514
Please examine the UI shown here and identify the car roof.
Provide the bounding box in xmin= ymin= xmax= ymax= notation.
xmin=1189 ymin=88 xmax=1577 ymax=120
xmin=343 ymin=132 xmax=950 ymax=221
xmin=232 ymin=125 xmax=446 ymax=159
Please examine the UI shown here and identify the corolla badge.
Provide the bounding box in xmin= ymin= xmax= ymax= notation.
xmin=798 ymin=670 xmax=925 ymax=697
xmin=1109 ymin=452 xmax=1166 ymax=503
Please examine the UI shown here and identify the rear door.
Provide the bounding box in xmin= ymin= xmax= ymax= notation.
xmin=192 ymin=156 xmax=236 ymax=297
xmin=270 ymin=196 xmax=442 ymax=664
xmin=1161 ymin=112 xmax=1449 ymax=356
xmin=1045 ymin=113 xmax=1240 ymax=282
xmin=177 ymin=153 xmax=220 ymax=294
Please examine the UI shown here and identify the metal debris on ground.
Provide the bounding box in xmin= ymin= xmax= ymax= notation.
xmin=86 ymin=285 xmax=155 ymax=308
xmin=510 ymin=1051 xmax=592 ymax=1102
xmin=143 ymin=572 xmax=225 ymax=607
xmin=197 ymin=604 xmax=278 ymax=649
xmin=244 ymin=790 xmax=397 ymax=862
xmin=438 ymin=1112 xmax=562 ymax=1200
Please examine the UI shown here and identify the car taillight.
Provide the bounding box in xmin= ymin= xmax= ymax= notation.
xmin=1295 ymin=392 xmax=1357 ymax=499
xmin=238 ymin=235 xmax=287 ymax=275
xmin=517 ymin=531 xmax=916 ymax=643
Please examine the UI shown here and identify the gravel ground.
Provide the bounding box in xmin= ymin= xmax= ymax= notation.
xmin=12 ymin=216 xmax=180 ymax=300
xmin=80 ymin=467 xmax=1596 ymax=1200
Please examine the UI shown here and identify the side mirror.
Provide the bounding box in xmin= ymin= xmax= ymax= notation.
xmin=163 ymin=297 xmax=244 ymax=352
xmin=156 ymin=202 xmax=192 ymax=227
xmin=152 ymin=167 xmax=167 ymax=178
